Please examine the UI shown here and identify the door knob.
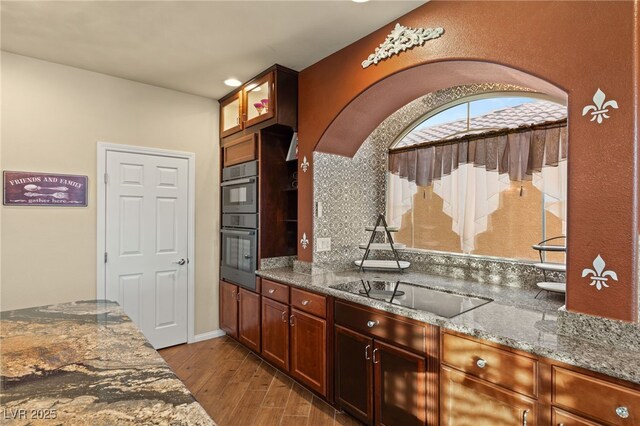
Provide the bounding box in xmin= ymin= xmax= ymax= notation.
xmin=174 ymin=259 xmax=186 ymax=265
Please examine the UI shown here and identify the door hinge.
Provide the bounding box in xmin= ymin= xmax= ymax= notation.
xmin=104 ymin=252 xmax=108 ymax=263
xmin=104 ymin=173 xmax=108 ymax=184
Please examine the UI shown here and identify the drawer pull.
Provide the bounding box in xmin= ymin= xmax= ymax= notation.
xmin=522 ymin=409 xmax=529 ymax=426
xmin=365 ymin=344 xmax=371 ymax=361
xmin=367 ymin=320 xmax=379 ymax=328
xmin=372 ymin=348 xmax=379 ymax=364
xmin=616 ymin=406 xmax=630 ymax=419
xmin=268 ymin=288 xmax=276 ymax=294
xmin=289 ymin=315 xmax=295 ymax=326
xmin=301 ymin=300 xmax=310 ymax=306
xmin=476 ymin=358 xmax=487 ymax=368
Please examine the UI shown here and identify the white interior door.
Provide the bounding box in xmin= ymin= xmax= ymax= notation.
xmin=105 ymin=150 xmax=189 ymax=349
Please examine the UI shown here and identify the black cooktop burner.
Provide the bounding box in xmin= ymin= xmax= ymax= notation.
xmin=331 ymin=280 xmax=492 ymax=319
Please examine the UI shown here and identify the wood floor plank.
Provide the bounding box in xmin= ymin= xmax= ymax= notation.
xmin=159 ymin=336 xmax=362 ymax=426
xmin=252 ymin=407 xmax=285 ymax=426
xmin=225 ymin=390 xmax=267 ymax=426
xmin=263 ymin=370 xmax=294 ymax=408
xmin=280 ymin=415 xmax=310 ymax=426
xmin=249 ymin=361 xmax=276 ymax=392
xmin=307 ymin=396 xmax=336 ymax=426
xmin=284 ymin=382 xmax=313 ymax=417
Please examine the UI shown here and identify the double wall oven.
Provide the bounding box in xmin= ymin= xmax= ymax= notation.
xmin=221 ymin=161 xmax=258 ymax=290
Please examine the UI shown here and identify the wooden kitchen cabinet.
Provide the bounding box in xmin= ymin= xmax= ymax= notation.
xmin=261 ymin=296 xmax=290 ymax=371
xmin=222 ymin=133 xmax=257 ymax=167
xmin=219 ymin=281 xmax=260 ymax=351
xmin=290 ymin=308 xmax=327 ymax=396
xmin=441 ymin=365 xmax=537 ymax=426
xmin=334 ymin=300 xmax=437 ymax=426
xmin=219 ymin=280 xmax=238 ymax=338
xmin=218 ymin=65 xmax=297 ymax=140
xmin=238 ymin=288 xmax=261 ymax=352
xmin=374 ymin=340 xmax=427 ymax=426
xmin=220 ymin=91 xmax=243 ymax=138
xmin=335 ymin=325 xmax=374 ymax=425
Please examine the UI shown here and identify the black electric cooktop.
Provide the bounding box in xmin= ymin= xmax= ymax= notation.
xmin=329 ymin=280 xmax=492 ymax=319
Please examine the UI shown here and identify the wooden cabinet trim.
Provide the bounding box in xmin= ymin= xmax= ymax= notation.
xmin=243 ymin=71 xmax=275 ymax=128
xmin=552 ymin=407 xmax=603 ymax=426
xmin=219 ymin=280 xmax=238 ymax=339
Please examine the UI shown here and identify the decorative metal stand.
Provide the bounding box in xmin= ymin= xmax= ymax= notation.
xmin=532 ymin=236 xmax=567 ymax=298
xmin=355 ymin=214 xmax=409 ymax=272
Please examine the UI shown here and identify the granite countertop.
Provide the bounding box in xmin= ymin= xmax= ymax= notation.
xmin=0 ymin=300 xmax=215 ymax=426
xmin=258 ymin=267 xmax=640 ymax=385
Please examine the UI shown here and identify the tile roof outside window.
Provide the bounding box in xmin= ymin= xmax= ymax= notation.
xmin=395 ymin=100 xmax=567 ymax=148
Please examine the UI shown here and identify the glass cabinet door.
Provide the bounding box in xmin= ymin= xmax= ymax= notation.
xmin=220 ymin=92 xmax=243 ymax=138
xmin=243 ymin=72 xmax=274 ymax=127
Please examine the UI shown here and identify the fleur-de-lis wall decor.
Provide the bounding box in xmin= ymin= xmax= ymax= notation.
xmin=300 ymin=233 xmax=309 ymax=249
xmin=582 ymin=254 xmax=618 ymax=290
xmin=582 ymin=89 xmax=619 ymax=124
xmin=300 ymin=156 xmax=309 ymax=173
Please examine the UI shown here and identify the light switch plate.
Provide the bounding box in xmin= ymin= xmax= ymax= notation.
xmin=316 ymin=237 xmax=331 ymax=252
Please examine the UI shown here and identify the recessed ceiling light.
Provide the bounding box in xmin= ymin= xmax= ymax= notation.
xmin=224 ymin=78 xmax=242 ymax=87
xmin=352 ymin=0 xmax=369 ymax=3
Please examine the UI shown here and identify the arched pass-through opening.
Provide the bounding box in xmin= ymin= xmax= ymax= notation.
xmin=314 ymin=60 xmax=567 ymax=158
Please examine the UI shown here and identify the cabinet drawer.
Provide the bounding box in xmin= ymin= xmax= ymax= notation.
xmin=441 ymin=332 xmax=537 ymax=398
xmin=553 ymin=366 xmax=640 ymax=425
xmin=223 ymin=133 xmax=257 ymax=167
xmin=552 ymin=407 xmax=601 ymax=426
xmin=291 ymin=288 xmax=326 ymax=318
xmin=335 ymin=300 xmax=426 ymax=354
xmin=261 ymin=279 xmax=289 ymax=304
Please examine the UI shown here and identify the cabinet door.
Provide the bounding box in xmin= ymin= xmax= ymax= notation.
xmin=220 ymin=91 xmax=243 ymax=138
xmin=222 ymin=133 xmax=257 ymax=167
xmin=374 ymin=340 xmax=427 ymax=426
xmin=552 ymin=408 xmax=601 ymax=426
xmin=238 ymin=288 xmax=260 ymax=352
xmin=441 ymin=365 xmax=537 ymax=426
xmin=261 ymin=297 xmax=289 ymax=371
xmin=335 ymin=325 xmax=374 ymax=425
xmin=290 ymin=308 xmax=326 ymax=397
xmin=243 ymin=72 xmax=274 ymax=128
xmin=219 ymin=281 xmax=238 ymax=338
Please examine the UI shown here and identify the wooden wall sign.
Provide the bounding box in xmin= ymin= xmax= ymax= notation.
xmin=3 ymin=171 xmax=88 ymax=206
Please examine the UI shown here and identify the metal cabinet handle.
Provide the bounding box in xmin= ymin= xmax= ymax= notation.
xmin=289 ymin=315 xmax=295 ymax=326
xmin=236 ymin=292 xmax=240 ymax=301
xmin=365 ymin=344 xmax=371 ymax=361
xmin=301 ymin=300 xmax=310 ymax=306
xmin=281 ymin=311 xmax=287 ymax=323
xmin=367 ymin=320 xmax=379 ymax=328
xmin=268 ymin=289 xmax=276 ymax=294
xmin=372 ymin=348 xmax=379 ymax=364
xmin=522 ymin=409 xmax=529 ymax=426
xmin=231 ymin=290 xmax=236 ymax=298
xmin=616 ymin=406 xmax=630 ymax=419
xmin=476 ymin=358 xmax=487 ymax=368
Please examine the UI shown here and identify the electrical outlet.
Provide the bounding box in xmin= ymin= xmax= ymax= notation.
xmin=316 ymin=237 xmax=331 ymax=252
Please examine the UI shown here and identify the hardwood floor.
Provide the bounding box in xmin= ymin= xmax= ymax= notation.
xmin=159 ymin=336 xmax=361 ymax=426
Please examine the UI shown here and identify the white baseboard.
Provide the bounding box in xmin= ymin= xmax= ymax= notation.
xmin=193 ymin=329 xmax=226 ymax=343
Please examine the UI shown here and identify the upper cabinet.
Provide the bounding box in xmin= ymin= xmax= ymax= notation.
xmin=219 ymin=65 xmax=298 ymax=140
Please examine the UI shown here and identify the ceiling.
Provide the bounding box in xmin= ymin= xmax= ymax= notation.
xmin=1 ymin=1 xmax=424 ymax=99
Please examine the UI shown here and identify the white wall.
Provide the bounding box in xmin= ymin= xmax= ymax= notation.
xmin=1 ymin=52 xmax=220 ymax=336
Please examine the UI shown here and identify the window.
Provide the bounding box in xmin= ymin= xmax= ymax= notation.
xmin=387 ymin=95 xmax=567 ymax=261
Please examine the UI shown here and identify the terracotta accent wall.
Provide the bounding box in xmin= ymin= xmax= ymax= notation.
xmin=298 ymin=1 xmax=639 ymax=322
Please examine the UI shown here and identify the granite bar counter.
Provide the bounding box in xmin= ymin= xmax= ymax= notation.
xmin=0 ymin=300 xmax=215 ymax=426
xmin=257 ymin=267 xmax=640 ymax=385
